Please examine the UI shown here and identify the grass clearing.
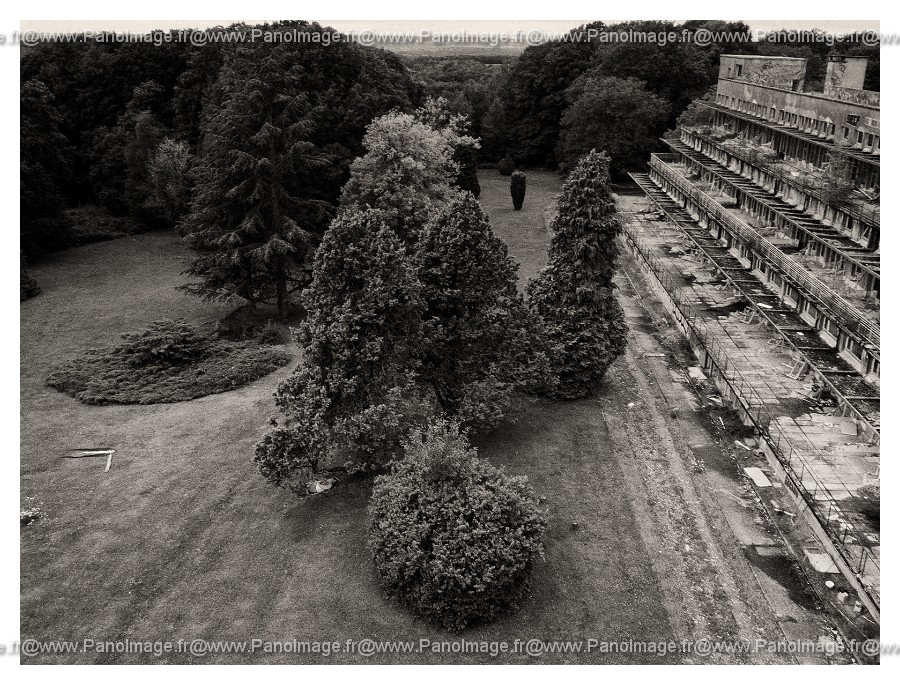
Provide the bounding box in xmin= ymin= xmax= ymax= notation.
xmin=21 ymin=178 xmax=685 ymax=664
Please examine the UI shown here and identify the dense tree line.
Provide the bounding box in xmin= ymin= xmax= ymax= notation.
xmin=20 ymin=22 xmax=421 ymax=265
xmin=481 ymin=20 xmax=880 ymax=173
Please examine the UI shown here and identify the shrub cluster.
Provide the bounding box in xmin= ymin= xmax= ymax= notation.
xmin=368 ymin=421 xmax=546 ymax=631
xmin=497 ymin=154 xmax=515 ymax=176
xmin=115 ymin=319 xmax=211 ymax=367
xmin=48 ymin=319 xmax=290 ymax=404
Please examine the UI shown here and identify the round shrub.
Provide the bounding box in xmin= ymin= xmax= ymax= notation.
xmin=510 ymin=171 xmax=527 ymax=210
xmin=368 ymin=420 xmax=546 ymax=631
xmin=497 ymin=154 xmax=515 ymax=176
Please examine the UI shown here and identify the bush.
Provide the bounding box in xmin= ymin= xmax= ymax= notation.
xmin=510 ymin=171 xmax=527 ymax=210
xmin=20 ymin=253 xmax=40 ymax=301
xmin=368 ymin=420 xmax=547 ymax=631
xmin=497 ymin=154 xmax=515 ymax=176
xmin=47 ymin=319 xmax=290 ymax=404
xmin=65 ymin=205 xmax=145 ymax=246
xmin=115 ymin=319 xmax=211 ymax=367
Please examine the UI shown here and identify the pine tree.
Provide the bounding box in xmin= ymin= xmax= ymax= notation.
xmin=526 ymin=150 xmax=628 ymax=399
xmin=254 ymin=209 xmax=432 ymax=494
xmin=180 ymin=45 xmax=334 ymax=318
xmin=417 ymin=194 xmax=547 ymax=430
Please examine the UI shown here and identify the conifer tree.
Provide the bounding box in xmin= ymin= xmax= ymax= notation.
xmin=181 ymin=45 xmax=333 ymax=318
xmin=526 ymin=150 xmax=628 ymax=399
xmin=417 ymin=194 xmax=547 ymax=430
xmin=254 ymin=209 xmax=432 ymax=493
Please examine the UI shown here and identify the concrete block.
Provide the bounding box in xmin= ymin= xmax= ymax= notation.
xmin=744 ymin=467 xmax=773 ymax=487
xmin=804 ymin=551 xmax=839 ymax=574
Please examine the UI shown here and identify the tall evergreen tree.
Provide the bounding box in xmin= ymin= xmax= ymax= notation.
xmin=20 ymin=79 xmax=73 ymax=257
xmin=180 ymin=45 xmax=334 ymax=318
xmin=254 ymin=209 xmax=432 ymax=493
xmin=526 ymin=150 xmax=628 ymax=399
xmin=417 ymin=194 xmax=547 ymax=430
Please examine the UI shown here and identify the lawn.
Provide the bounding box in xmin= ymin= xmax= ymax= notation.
xmin=476 ymin=169 xmax=560 ymax=288
xmin=20 ymin=178 xmax=680 ymax=664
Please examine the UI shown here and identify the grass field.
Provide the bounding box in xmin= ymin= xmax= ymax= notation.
xmin=21 ymin=174 xmax=831 ymax=664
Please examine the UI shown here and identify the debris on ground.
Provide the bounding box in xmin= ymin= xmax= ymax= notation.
xmin=306 ymin=478 xmax=338 ymax=495
xmin=62 ymin=448 xmax=116 ymax=472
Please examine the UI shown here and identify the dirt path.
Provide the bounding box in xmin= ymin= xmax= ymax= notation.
xmin=604 ymin=232 xmax=841 ymax=663
xmin=484 ymin=171 xmax=840 ymax=663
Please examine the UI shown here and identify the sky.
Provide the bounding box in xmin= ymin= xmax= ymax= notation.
xmin=21 ymin=19 xmax=880 ymax=35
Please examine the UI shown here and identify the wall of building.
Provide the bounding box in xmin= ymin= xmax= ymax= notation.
xmin=824 ymin=56 xmax=868 ymax=93
xmin=715 ymin=79 xmax=880 ymax=151
xmin=718 ymin=55 xmax=807 ymax=90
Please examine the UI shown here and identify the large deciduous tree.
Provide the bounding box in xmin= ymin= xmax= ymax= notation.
xmin=180 ymin=45 xmax=334 ymax=318
xmin=527 ymin=150 xmax=627 ymax=399
xmin=414 ymin=97 xmax=482 ymax=198
xmin=482 ymin=34 xmax=595 ymax=167
xmin=339 ymin=112 xmax=458 ymax=246
xmin=89 ymin=80 xmax=169 ymax=217
xmin=556 ymin=75 xmax=669 ymax=176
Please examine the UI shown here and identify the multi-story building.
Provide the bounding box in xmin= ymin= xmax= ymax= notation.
xmin=621 ymin=53 xmax=880 ymax=622
xmin=658 ymin=54 xmax=879 ymax=382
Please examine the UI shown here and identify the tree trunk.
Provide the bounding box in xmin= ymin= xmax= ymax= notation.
xmin=276 ymin=265 xmax=289 ymax=320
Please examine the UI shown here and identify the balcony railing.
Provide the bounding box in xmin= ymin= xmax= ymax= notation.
xmin=681 ymin=126 xmax=880 ymax=228
xmin=649 ymin=154 xmax=880 ymax=351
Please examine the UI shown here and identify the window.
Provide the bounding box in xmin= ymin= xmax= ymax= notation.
xmin=736 ymin=64 xmax=743 ymax=76
xmin=843 ymin=126 xmax=850 ymax=138
xmin=846 ymin=114 xmax=860 ymax=125
xmin=857 ymin=130 xmax=864 ymax=144
xmin=867 ymin=133 xmax=875 ymax=147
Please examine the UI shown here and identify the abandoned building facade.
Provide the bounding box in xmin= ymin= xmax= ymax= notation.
xmin=620 ymin=54 xmax=880 ymax=626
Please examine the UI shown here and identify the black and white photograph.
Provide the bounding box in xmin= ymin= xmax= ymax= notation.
xmin=5 ymin=3 xmax=897 ymax=675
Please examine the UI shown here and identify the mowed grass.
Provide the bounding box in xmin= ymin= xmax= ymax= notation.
xmin=477 ymin=169 xmax=560 ymax=288
xmin=21 ymin=181 xmax=677 ymax=664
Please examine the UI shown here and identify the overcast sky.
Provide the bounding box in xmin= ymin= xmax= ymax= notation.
xmin=22 ymin=19 xmax=880 ymax=35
